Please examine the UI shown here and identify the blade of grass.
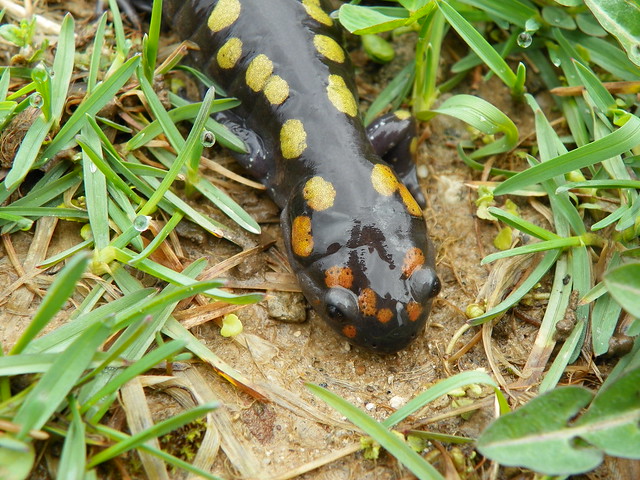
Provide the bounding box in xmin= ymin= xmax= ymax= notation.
xmin=495 ymin=113 xmax=640 ymax=194
xmin=80 ymin=340 xmax=186 ymax=414
xmin=80 ymin=125 xmax=110 ymax=249
xmin=92 ymin=423 xmax=224 ymax=480
xmin=10 ymin=254 xmax=89 ymax=355
xmin=487 ymin=207 xmax=560 ymax=241
xmin=5 ymin=14 xmax=75 ymax=189
xmin=25 ymin=288 xmax=155 ymax=354
xmin=432 ymin=94 xmax=518 ymax=158
xmin=57 ymin=398 xmax=86 ymax=479
xmin=40 ymin=55 xmax=140 ymax=162
xmin=384 ymin=370 xmax=501 ymax=427
xmin=137 ymin=86 xmax=216 ymax=215
xmin=470 ymin=250 xmax=562 ymax=324
xmin=307 ymin=384 xmax=445 ymax=480
xmin=437 ymin=0 xmax=521 ymax=93
xmin=87 ymin=402 xmax=219 ymax=468
xmin=12 ymin=314 xmax=112 ymax=439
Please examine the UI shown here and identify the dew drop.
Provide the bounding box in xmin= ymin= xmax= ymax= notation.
xmin=133 ymin=215 xmax=151 ymax=232
xmin=517 ymin=32 xmax=532 ymax=48
xmin=89 ymin=162 xmax=97 ymax=173
xmin=201 ymin=130 xmax=216 ymax=148
xmin=30 ymin=93 xmax=44 ymax=108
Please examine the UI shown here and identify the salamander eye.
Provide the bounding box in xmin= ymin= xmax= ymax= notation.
xmin=410 ymin=268 xmax=440 ymax=300
xmin=324 ymin=288 xmax=358 ymax=323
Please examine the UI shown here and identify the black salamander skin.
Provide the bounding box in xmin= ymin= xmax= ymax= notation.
xmin=165 ymin=0 xmax=440 ymax=353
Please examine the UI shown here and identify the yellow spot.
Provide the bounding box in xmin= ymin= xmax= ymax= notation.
xmin=313 ymin=35 xmax=345 ymax=63
xmin=280 ymin=119 xmax=307 ymax=159
xmin=216 ymin=37 xmax=242 ymax=69
xmin=291 ymin=216 xmax=314 ymax=257
xmin=371 ymin=164 xmax=399 ymax=196
xmin=342 ymin=325 xmax=357 ymax=339
xmin=246 ymin=54 xmax=273 ymax=92
xmin=394 ymin=110 xmax=411 ymax=120
xmin=263 ymin=75 xmax=290 ymax=105
xmin=407 ymin=301 xmax=423 ymax=322
xmin=398 ymin=184 xmax=423 ymax=216
xmin=325 ymin=266 xmax=354 ymax=289
xmin=302 ymin=0 xmax=333 ymax=26
xmin=402 ymin=247 xmax=425 ymax=278
xmin=326 ymin=75 xmax=357 ymax=117
xmin=358 ymin=288 xmax=377 ymax=316
xmin=377 ymin=308 xmax=393 ymax=324
xmin=303 ymin=176 xmax=336 ymax=211
xmin=207 ymin=0 xmax=241 ymax=32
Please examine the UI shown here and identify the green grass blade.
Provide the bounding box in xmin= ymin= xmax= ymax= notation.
xmin=81 ymin=340 xmax=186 ymax=413
xmin=307 ymin=384 xmax=446 ymax=480
xmin=142 ymin=0 xmax=163 ymax=81
xmin=384 ymin=370 xmax=500 ymax=427
xmin=138 ymin=86 xmax=216 ymax=215
xmin=455 ymin=0 xmax=538 ymax=29
xmin=49 ymin=14 xmax=76 ymax=124
xmin=12 ymin=316 xmax=112 ymax=438
xmin=338 ymin=5 xmax=411 ymax=34
xmin=40 ymin=55 xmax=140 ymax=162
xmin=57 ymin=398 xmax=86 ymax=479
xmin=128 ymin=211 xmax=184 ymax=264
xmin=481 ymin=237 xmax=587 ymax=264
xmin=77 ymin=130 xmax=143 ymax=204
xmin=4 ymin=115 xmax=49 ymax=190
xmin=495 ymin=113 xmax=640 ymax=194
xmin=487 ymin=207 xmax=560 ymax=241
xmin=365 ymin=62 xmax=415 ymax=125
xmin=126 ymin=98 xmax=243 ymax=152
xmin=469 ymin=250 xmax=561 ymax=324
xmin=25 ymin=288 xmax=156 ymax=354
xmin=0 ymin=207 xmax=88 ymax=220
xmin=432 ymin=94 xmax=518 ymax=158
xmin=87 ymin=402 xmax=219 ymax=468
xmin=195 ymin=179 xmax=260 ymax=234
xmin=80 ymin=125 xmax=110 ymax=249
xmin=438 ymin=0 xmax=518 ymax=91
xmin=166 ymin=93 xmax=246 ymax=152
xmin=92 ymin=424 xmax=224 ymax=480
xmin=87 ymin=13 xmax=108 ymax=94
xmin=10 ymin=254 xmax=90 ymax=355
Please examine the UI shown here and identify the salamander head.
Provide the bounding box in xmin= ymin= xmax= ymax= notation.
xmin=282 ymin=166 xmax=440 ymax=353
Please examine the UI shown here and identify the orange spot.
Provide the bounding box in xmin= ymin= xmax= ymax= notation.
xmin=407 ymin=301 xmax=423 ymax=322
xmin=291 ymin=216 xmax=314 ymax=257
xmin=370 ymin=164 xmax=399 ymax=196
xmin=402 ymin=247 xmax=425 ymax=277
xmin=377 ymin=308 xmax=393 ymax=324
xmin=398 ymin=184 xmax=422 ymax=217
xmin=342 ymin=325 xmax=357 ymax=339
xmin=325 ymin=266 xmax=354 ymax=289
xmin=358 ymin=288 xmax=377 ymax=316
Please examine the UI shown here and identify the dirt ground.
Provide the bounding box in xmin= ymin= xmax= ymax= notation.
xmin=1 ymin=1 xmax=632 ymax=479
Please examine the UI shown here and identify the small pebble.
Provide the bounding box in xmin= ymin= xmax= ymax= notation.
xmin=389 ymin=395 xmax=406 ymax=409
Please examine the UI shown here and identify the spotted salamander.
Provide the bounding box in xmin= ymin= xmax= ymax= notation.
xmin=164 ymin=0 xmax=440 ymax=353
